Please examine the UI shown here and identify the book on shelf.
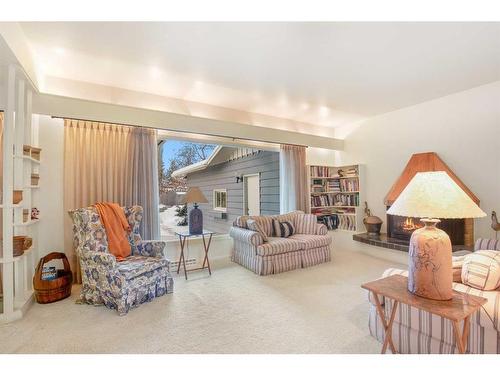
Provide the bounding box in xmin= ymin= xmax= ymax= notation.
xmin=340 ymin=178 xmax=359 ymax=192
xmin=310 ymin=166 xmax=339 ymax=178
xmin=327 ymin=179 xmax=340 ymax=192
xmin=333 ymin=193 xmax=359 ymax=207
xmin=319 ymin=213 xmax=356 ymax=231
xmin=338 ymin=166 xmax=358 ymax=178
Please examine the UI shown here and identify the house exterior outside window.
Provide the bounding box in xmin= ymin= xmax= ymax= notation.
xmin=213 ymin=189 xmax=227 ymax=212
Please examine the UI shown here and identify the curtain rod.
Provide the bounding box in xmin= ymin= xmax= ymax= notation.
xmin=51 ymin=115 xmax=308 ymax=148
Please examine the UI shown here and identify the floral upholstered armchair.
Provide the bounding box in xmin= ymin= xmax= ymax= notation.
xmin=71 ymin=205 xmax=173 ymax=315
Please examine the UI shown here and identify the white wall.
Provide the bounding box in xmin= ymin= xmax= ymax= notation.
xmin=334 ymin=81 xmax=500 ymax=239
xmin=306 ymin=147 xmax=336 ymax=166
xmin=37 ymin=115 xmax=64 ymax=257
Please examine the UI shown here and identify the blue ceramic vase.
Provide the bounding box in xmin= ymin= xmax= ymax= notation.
xmin=189 ymin=203 xmax=203 ymax=235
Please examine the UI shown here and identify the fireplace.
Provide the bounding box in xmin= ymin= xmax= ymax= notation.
xmin=386 ymin=207 xmax=466 ymax=245
xmin=383 ymin=152 xmax=478 ymax=248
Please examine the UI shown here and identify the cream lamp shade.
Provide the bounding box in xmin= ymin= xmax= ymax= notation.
xmin=181 ymin=187 xmax=208 ymax=204
xmin=386 ymin=171 xmax=486 ymax=219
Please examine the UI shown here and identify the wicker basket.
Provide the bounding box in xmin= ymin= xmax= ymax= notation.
xmin=33 ymin=252 xmax=72 ymax=304
xmin=13 ymin=236 xmax=27 ymax=257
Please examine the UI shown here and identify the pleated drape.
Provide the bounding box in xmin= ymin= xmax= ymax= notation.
xmin=279 ymin=144 xmax=310 ymax=214
xmin=63 ymin=120 xmax=160 ymax=282
xmin=0 ymin=112 xmax=3 ymax=295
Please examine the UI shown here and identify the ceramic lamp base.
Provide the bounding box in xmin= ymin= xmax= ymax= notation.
xmin=408 ymin=219 xmax=453 ymax=301
xmin=189 ymin=204 xmax=203 ymax=235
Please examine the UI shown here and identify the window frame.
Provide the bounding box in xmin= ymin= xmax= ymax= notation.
xmin=213 ymin=189 xmax=228 ymax=212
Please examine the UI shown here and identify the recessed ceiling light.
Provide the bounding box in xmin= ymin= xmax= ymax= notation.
xmin=149 ymin=66 xmax=161 ymax=78
xmin=319 ymin=106 xmax=330 ymax=116
xmin=53 ymin=47 xmax=65 ymax=56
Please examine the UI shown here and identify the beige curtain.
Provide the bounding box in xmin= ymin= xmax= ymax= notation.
xmin=0 ymin=112 xmax=3 ymax=296
xmin=279 ymin=144 xmax=310 ymax=214
xmin=63 ymin=120 xmax=160 ymax=282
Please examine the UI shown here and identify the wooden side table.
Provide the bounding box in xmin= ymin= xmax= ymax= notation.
xmin=175 ymin=230 xmax=214 ymax=280
xmin=361 ymin=274 xmax=487 ymax=354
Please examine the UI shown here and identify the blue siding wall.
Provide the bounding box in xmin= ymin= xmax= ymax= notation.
xmin=186 ymin=150 xmax=280 ymax=234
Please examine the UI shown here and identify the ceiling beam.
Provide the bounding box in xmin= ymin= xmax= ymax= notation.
xmin=33 ymin=93 xmax=344 ymax=150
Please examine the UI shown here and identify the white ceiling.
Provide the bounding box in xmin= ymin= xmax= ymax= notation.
xmin=18 ymin=22 xmax=500 ymax=128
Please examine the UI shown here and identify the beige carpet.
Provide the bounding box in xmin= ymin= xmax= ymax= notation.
xmin=0 ymin=234 xmax=406 ymax=353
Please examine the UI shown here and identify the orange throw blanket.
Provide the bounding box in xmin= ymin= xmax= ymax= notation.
xmin=95 ymin=202 xmax=131 ymax=261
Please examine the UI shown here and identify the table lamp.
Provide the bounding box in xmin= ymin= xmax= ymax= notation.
xmin=182 ymin=187 xmax=208 ymax=235
xmin=387 ymin=171 xmax=486 ymax=300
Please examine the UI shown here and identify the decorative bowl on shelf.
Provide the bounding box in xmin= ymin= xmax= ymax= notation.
xmin=30 ymin=146 xmax=41 ymax=161
xmin=13 ymin=190 xmax=23 ymax=204
xmin=31 ymin=174 xmax=40 ymax=186
xmin=0 ymin=190 xmax=23 ymax=205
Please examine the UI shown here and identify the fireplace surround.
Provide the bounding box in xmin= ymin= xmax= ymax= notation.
xmin=353 ymin=152 xmax=478 ymax=251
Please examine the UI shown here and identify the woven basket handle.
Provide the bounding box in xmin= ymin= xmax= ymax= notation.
xmin=35 ymin=252 xmax=71 ymax=281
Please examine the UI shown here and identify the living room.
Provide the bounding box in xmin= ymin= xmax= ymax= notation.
xmin=1 ymin=2 xmax=500 ymax=373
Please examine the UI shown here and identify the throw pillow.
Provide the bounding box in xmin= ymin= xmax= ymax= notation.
xmin=461 ymin=250 xmax=500 ymax=290
xmin=247 ymin=219 xmax=268 ymax=241
xmin=452 ymin=255 xmax=465 ymax=283
xmin=272 ymin=219 xmax=295 ymax=238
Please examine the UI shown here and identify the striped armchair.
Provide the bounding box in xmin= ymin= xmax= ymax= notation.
xmin=72 ymin=205 xmax=174 ymax=315
xmin=368 ymin=238 xmax=500 ymax=354
xmin=229 ymin=211 xmax=332 ymax=275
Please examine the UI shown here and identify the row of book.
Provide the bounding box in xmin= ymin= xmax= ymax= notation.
xmin=310 ymin=166 xmax=338 ymax=178
xmin=333 ymin=193 xmax=359 ymax=207
xmin=338 ymin=167 xmax=358 ymax=178
xmin=311 ymin=184 xmax=325 ymax=193
xmin=327 ymin=179 xmax=341 ymax=192
xmin=319 ymin=214 xmax=357 ymax=231
xmin=311 ymin=194 xmax=336 ymax=207
xmin=311 ymin=193 xmax=359 ymax=207
xmin=339 ymin=178 xmax=359 ymax=192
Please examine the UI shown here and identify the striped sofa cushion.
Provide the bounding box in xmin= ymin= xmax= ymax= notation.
xmin=272 ymin=219 xmax=295 ymax=238
xmin=288 ymin=234 xmax=331 ymax=250
xmin=475 ymin=238 xmax=500 ymax=251
xmin=256 ymin=237 xmax=303 ymax=256
xmin=295 ymin=213 xmax=319 ymax=235
xmin=462 ymin=250 xmax=500 ymax=290
xmin=247 ymin=219 xmax=269 ymax=241
xmin=233 ymin=215 xmax=275 ymax=237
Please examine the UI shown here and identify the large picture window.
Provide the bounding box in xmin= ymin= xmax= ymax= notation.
xmin=213 ymin=189 xmax=227 ymax=212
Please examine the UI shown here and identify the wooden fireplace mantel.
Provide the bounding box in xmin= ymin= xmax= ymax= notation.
xmin=384 ymin=152 xmax=480 ymax=206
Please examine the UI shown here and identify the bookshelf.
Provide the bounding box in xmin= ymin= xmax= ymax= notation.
xmin=309 ymin=164 xmax=364 ymax=232
xmin=1 ymin=65 xmax=39 ymax=322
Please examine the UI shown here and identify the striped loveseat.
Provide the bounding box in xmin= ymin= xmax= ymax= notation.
xmin=368 ymin=238 xmax=500 ymax=354
xmin=229 ymin=211 xmax=332 ymax=275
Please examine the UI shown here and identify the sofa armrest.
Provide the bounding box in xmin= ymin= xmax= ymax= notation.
xmin=80 ymin=250 xmax=117 ymax=269
xmin=230 ymin=226 xmax=265 ymax=246
xmin=315 ymin=223 xmax=328 ymax=235
xmin=135 ymin=240 xmax=166 ymax=258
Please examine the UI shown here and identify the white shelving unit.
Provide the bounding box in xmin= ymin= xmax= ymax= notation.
xmin=308 ymin=164 xmax=365 ymax=232
xmin=1 ymin=64 xmax=39 ymax=322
